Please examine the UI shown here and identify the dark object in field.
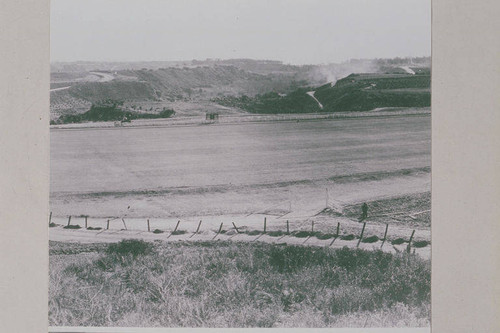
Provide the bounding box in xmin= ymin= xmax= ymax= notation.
xmin=359 ymin=202 xmax=368 ymax=221
xmin=292 ymin=231 xmax=312 ymax=238
xmin=152 ymin=229 xmax=164 ymax=234
xmin=267 ymin=231 xmax=285 ymax=237
xmin=362 ymin=235 xmax=380 ymax=243
xmin=413 ymin=240 xmax=430 ymax=248
xmin=340 ymin=234 xmax=356 ymax=241
xmin=63 ymin=225 xmax=81 ymax=229
xmin=87 ymin=226 xmax=102 ymax=231
xmin=106 ymin=239 xmax=153 ymax=257
xmin=316 ymin=233 xmax=335 ymax=240
xmin=171 ymin=230 xmax=187 ymax=236
xmin=391 ymin=238 xmax=406 ymax=245
xmin=49 ymin=223 xmax=58 ymax=228
xmin=246 ymin=230 xmax=261 ymax=236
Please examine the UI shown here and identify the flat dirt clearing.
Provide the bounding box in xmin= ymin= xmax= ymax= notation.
xmin=50 ymin=114 xmax=430 ymax=239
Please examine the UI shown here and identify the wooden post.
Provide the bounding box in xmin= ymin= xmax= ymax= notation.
xmin=336 ymin=222 xmax=340 ymax=236
xmin=106 ymin=219 xmax=110 ymax=230
xmin=121 ymin=218 xmax=127 ymax=230
xmin=147 ymin=219 xmax=150 ymax=232
xmin=286 ymin=220 xmax=290 ymax=234
xmin=173 ymin=220 xmax=180 ymax=233
xmin=356 ymin=222 xmax=366 ymax=247
xmin=407 ymin=230 xmax=416 ymax=253
xmin=212 ymin=222 xmax=223 ymax=240
xmin=311 ymin=221 xmax=314 ymax=233
xmin=48 ymin=211 xmax=52 ymax=225
xmin=381 ymin=223 xmax=389 ymax=248
xmin=67 ymin=215 xmax=71 ymax=226
xmin=263 ymin=217 xmax=267 ymax=233
xmin=232 ymin=222 xmax=240 ymax=233
xmin=85 ymin=216 xmax=88 ymax=229
xmin=195 ymin=220 xmax=202 ymax=234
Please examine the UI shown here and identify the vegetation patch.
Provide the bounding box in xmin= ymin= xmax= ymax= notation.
xmin=267 ymin=231 xmax=286 ymax=237
xmin=152 ymin=229 xmax=164 ymax=234
xmin=171 ymin=230 xmax=187 ymax=236
xmin=53 ymin=100 xmax=175 ymax=124
xmin=340 ymin=234 xmax=356 ymax=241
xmin=362 ymin=235 xmax=380 ymax=243
xmin=87 ymin=226 xmax=102 ymax=231
xmin=49 ymin=241 xmax=430 ymax=327
xmin=49 ymin=223 xmax=58 ymax=228
xmin=63 ymin=225 xmax=81 ymax=229
xmin=412 ymin=240 xmax=430 ymax=248
xmin=106 ymin=239 xmax=154 ymax=257
xmin=391 ymin=238 xmax=406 ymax=245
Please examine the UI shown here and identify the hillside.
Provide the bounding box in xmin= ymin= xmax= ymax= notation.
xmin=214 ymin=70 xmax=430 ymax=114
xmin=50 ymin=58 xmax=431 ymax=121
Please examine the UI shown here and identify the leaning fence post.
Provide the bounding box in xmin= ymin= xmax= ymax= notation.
xmin=85 ymin=216 xmax=88 ymax=229
xmin=286 ymin=220 xmax=290 ymax=234
xmin=106 ymin=219 xmax=110 ymax=230
xmin=263 ymin=217 xmax=267 ymax=233
xmin=407 ymin=230 xmax=416 ymax=253
xmin=195 ymin=220 xmax=202 ymax=234
xmin=48 ymin=211 xmax=52 ymax=225
xmin=121 ymin=218 xmax=127 ymax=230
xmin=173 ymin=220 xmax=180 ymax=233
xmin=381 ymin=223 xmax=389 ymax=248
xmin=232 ymin=222 xmax=241 ymax=233
xmin=212 ymin=222 xmax=223 ymax=240
xmin=147 ymin=219 xmax=150 ymax=232
xmin=356 ymin=222 xmax=367 ymax=247
xmin=67 ymin=215 xmax=72 ymax=226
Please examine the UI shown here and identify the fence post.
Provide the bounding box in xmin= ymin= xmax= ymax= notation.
xmin=48 ymin=211 xmax=52 ymax=225
xmin=106 ymin=219 xmax=110 ymax=230
xmin=212 ymin=222 xmax=223 ymax=240
xmin=121 ymin=218 xmax=127 ymax=230
xmin=336 ymin=222 xmax=340 ymax=237
xmin=232 ymin=222 xmax=240 ymax=233
xmin=356 ymin=222 xmax=366 ymax=247
xmin=286 ymin=220 xmax=289 ymax=234
xmin=381 ymin=224 xmax=389 ymax=248
xmin=147 ymin=219 xmax=150 ymax=232
xmin=311 ymin=221 xmax=314 ymax=233
xmin=407 ymin=230 xmax=416 ymax=253
xmin=173 ymin=220 xmax=180 ymax=233
xmin=85 ymin=216 xmax=88 ymax=229
xmin=263 ymin=217 xmax=267 ymax=233
xmin=67 ymin=216 xmax=71 ymax=226
xmin=195 ymin=220 xmax=202 ymax=234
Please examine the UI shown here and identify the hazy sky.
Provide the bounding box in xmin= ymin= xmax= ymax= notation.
xmin=51 ymin=0 xmax=431 ymax=65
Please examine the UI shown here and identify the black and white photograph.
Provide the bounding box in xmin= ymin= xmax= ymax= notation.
xmin=48 ymin=0 xmax=432 ymax=329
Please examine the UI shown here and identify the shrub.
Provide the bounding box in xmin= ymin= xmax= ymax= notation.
xmin=63 ymin=225 xmax=81 ymax=229
xmin=106 ymin=239 xmax=154 ymax=257
xmin=362 ymin=235 xmax=380 ymax=243
xmin=152 ymin=229 xmax=164 ymax=234
xmin=391 ymin=238 xmax=406 ymax=245
xmin=340 ymin=234 xmax=356 ymax=241
xmin=412 ymin=240 xmax=430 ymax=248
xmin=171 ymin=230 xmax=187 ymax=235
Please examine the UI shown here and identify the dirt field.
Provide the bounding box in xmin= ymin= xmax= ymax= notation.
xmin=50 ymin=114 xmax=430 ymax=243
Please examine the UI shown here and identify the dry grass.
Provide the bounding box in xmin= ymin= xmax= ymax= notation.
xmin=49 ymin=240 xmax=430 ymax=328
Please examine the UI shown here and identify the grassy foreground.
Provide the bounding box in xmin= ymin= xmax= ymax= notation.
xmin=49 ymin=240 xmax=430 ymax=327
